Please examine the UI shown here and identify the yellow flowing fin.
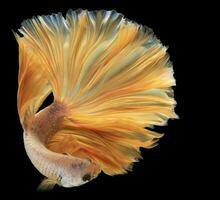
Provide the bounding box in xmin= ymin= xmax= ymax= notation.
xmin=17 ymin=10 xmax=178 ymax=175
xmin=15 ymin=34 xmax=51 ymax=124
xmin=17 ymin=10 xmax=129 ymax=102
xmin=18 ymin=12 xmax=68 ymax=101
xmin=47 ymin=118 xmax=163 ymax=175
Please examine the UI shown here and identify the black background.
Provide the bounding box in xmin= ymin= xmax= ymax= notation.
xmin=0 ymin=0 xmax=206 ymax=198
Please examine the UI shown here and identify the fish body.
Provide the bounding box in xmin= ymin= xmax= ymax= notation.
xmin=15 ymin=9 xmax=177 ymax=190
xmin=23 ymin=103 xmax=98 ymax=189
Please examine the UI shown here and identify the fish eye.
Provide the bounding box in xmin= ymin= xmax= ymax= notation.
xmin=82 ymin=173 xmax=91 ymax=182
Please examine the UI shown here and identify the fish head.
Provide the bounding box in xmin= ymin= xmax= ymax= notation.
xmin=59 ymin=159 xmax=101 ymax=187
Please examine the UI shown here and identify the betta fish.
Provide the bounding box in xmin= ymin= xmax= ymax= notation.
xmin=14 ymin=9 xmax=178 ymax=190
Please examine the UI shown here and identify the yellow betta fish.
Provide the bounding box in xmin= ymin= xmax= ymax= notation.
xmin=14 ymin=9 xmax=178 ymax=190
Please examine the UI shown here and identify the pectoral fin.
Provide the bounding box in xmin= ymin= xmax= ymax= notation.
xmin=37 ymin=178 xmax=57 ymax=191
